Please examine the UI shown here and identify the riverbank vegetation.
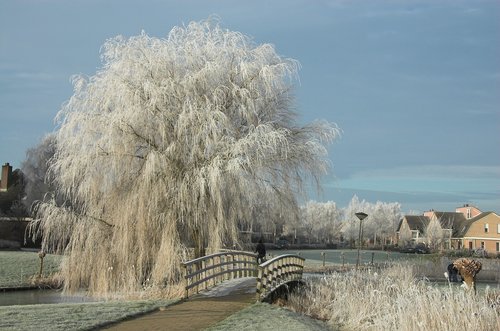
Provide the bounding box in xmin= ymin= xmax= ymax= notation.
xmin=286 ymin=263 xmax=500 ymax=330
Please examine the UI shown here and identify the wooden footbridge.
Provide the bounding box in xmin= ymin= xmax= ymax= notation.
xmin=104 ymin=251 xmax=305 ymax=330
xmin=181 ymin=250 xmax=305 ymax=301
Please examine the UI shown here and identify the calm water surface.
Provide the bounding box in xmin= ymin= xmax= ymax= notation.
xmin=0 ymin=289 xmax=98 ymax=306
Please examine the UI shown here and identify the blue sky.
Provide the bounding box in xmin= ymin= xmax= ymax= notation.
xmin=1 ymin=0 xmax=498 ymax=214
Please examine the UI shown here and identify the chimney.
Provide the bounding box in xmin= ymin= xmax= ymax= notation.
xmin=0 ymin=163 xmax=12 ymax=191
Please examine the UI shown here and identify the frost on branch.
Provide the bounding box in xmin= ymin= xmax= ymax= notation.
xmin=33 ymin=19 xmax=340 ymax=295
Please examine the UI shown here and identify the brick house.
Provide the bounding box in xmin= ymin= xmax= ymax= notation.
xmin=397 ymin=205 xmax=500 ymax=254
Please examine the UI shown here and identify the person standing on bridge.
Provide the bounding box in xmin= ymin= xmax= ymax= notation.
xmin=255 ymin=238 xmax=266 ymax=264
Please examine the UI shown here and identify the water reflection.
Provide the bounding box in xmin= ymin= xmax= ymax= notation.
xmin=0 ymin=289 xmax=97 ymax=306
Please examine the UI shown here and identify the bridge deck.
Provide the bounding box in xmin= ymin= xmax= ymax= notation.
xmin=102 ymin=278 xmax=256 ymax=331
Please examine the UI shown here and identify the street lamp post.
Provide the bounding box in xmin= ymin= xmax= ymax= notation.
xmin=355 ymin=212 xmax=368 ymax=270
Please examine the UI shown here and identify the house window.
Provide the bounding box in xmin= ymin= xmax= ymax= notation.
xmin=497 ymin=242 xmax=500 ymax=252
xmin=484 ymin=223 xmax=489 ymax=233
xmin=480 ymin=241 xmax=485 ymax=249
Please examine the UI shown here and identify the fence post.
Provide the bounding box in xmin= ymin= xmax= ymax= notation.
xmin=233 ymin=254 xmax=237 ymax=279
xmin=201 ymin=259 xmax=206 ymax=290
xmin=181 ymin=263 xmax=188 ymax=299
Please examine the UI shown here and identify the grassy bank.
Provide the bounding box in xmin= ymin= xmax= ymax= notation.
xmin=0 ymin=299 xmax=178 ymax=331
xmin=286 ymin=262 xmax=500 ymax=330
xmin=3 ymin=250 xmax=497 ymax=330
xmin=0 ymin=251 xmax=182 ymax=330
xmin=0 ymin=251 xmax=62 ymax=288
xmin=207 ymin=302 xmax=332 ymax=331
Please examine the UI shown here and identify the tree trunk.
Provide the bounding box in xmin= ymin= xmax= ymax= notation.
xmin=191 ymin=228 xmax=206 ymax=258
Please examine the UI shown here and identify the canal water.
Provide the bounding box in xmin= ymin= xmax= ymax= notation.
xmin=267 ymin=248 xmax=421 ymax=265
xmin=0 ymin=289 xmax=98 ymax=306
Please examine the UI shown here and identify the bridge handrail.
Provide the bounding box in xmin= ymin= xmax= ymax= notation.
xmin=183 ymin=250 xmax=257 ymax=267
xmin=256 ymin=254 xmax=305 ymax=301
xmin=181 ymin=252 xmax=305 ymax=301
xmin=181 ymin=250 xmax=257 ymax=298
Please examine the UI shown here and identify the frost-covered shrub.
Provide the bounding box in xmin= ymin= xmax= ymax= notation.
xmin=288 ymin=263 xmax=500 ymax=330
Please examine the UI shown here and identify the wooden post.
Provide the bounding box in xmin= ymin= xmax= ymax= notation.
xmin=194 ymin=263 xmax=199 ymax=294
xmin=231 ymin=254 xmax=235 ymax=280
xmin=211 ymin=257 xmax=215 ymax=287
xmin=181 ymin=263 xmax=188 ymax=299
xmin=38 ymin=251 xmax=46 ymax=278
xmin=217 ymin=256 xmax=222 ymax=284
xmin=201 ymin=259 xmax=206 ymax=290
xmin=240 ymin=254 xmax=244 ymax=278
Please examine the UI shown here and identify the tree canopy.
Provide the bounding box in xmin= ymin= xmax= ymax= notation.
xmin=21 ymin=134 xmax=56 ymax=214
xmin=32 ymin=19 xmax=339 ymax=295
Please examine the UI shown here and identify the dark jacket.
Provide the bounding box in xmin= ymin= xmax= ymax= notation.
xmin=255 ymin=242 xmax=266 ymax=257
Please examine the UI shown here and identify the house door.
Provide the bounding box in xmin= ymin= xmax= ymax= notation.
xmin=468 ymin=241 xmax=473 ymax=250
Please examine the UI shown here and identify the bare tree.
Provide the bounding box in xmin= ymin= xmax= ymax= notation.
xmin=300 ymin=200 xmax=341 ymax=244
xmin=363 ymin=201 xmax=401 ymax=247
xmin=21 ymin=134 xmax=57 ymax=214
xmin=341 ymin=195 xmax=369 ymax=245
xmin=31 ymin=19 xmax=339 ymax=295
xmin=426 ymin=216 xmax=444 ymax=251
xmin=398 ymin=221 xmax=413 ymax=247
xmin=341 ymin=196 xmax=400 ymax=248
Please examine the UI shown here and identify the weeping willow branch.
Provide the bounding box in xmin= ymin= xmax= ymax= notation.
xmin=35 ymin=18 xmax=340 ymax=296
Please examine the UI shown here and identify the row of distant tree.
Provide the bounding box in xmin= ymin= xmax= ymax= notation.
xmin=245 ymin=196 xmax=401 ymax=247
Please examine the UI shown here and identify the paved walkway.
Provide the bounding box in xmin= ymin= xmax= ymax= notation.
xmin=101 ymin=278 xmax=256 ymax=331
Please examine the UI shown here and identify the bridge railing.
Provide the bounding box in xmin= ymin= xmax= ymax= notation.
xmin=181 ymin=250 xmax=257 ymax=298
xmin=256 ymin=254 xmax=305 ymax=301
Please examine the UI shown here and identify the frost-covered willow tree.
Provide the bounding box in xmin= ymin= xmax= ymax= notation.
xmin=32 ymin=19 xmax=339 ymax=295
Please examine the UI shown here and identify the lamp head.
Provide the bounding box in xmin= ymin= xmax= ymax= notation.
xmin=355 ymin=212 xmax=368 ymax=221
